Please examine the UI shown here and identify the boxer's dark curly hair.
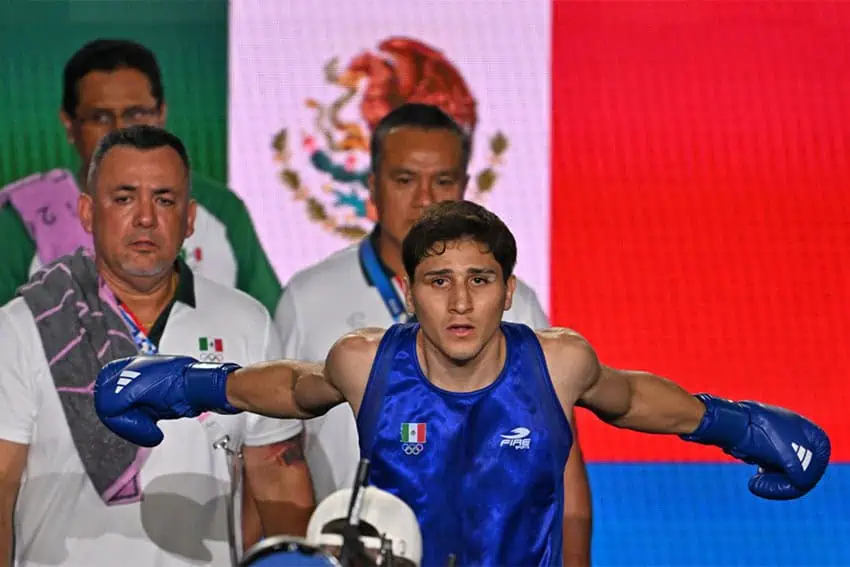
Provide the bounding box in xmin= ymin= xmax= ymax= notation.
xmin=402 ymin=200 xmax=517 ymax=283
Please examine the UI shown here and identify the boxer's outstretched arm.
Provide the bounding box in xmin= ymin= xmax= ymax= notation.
xmin=226 ymin=328 xmax=379 ymax=419
xmin=225 ymin=360 xmax=343 ymax=419
xmin=95 ymin=330 xmax=382 ymax=447
xmin=549 ymin=332 xmax=705 ymax=434
xmin=577 ymin=361 xmax=706 ymax=435
xmin=550 ymin=329 xmax=828 ymax=500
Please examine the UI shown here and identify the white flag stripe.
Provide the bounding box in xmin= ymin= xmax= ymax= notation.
xmin=228 ymin=0 xmax=552 ymax=312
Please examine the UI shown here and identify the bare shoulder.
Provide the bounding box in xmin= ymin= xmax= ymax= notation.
xmin=535 ymin=327 xmax=596 ymax=360
xmin=328 ymin=327 xmax=386 ymax=360
xmin=325 ymin=328 xmax=386 ymax=399
xmin=535 ymin=327 xmax=600 ymax=402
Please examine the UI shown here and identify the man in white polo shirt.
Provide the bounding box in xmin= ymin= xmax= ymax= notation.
xmin=275 ymin=103 xmax=592 ymax=564
xmin=0 ymin=125 xmax=313 ymax=566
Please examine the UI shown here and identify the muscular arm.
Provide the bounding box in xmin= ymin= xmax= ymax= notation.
xmin=580 ymin=366 xmax=705 ymax=435
xmin=0 ymin=441 xmax=27 ymax=567
xmin=547 ymin=328 xmax=829 ymax=503
xmin=225 ymin=360 xmax=342 ymax=419
xmin=224 ymin=329 xmax=381 ymax=419
xmin=550 ymin=330 xmax=705 ymax=434
xmin=242 ymin=433 xmax=315 ymax=539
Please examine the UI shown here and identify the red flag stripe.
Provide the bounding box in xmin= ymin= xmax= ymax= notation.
xmin=550 ymin=0 xmax=850 ymax=462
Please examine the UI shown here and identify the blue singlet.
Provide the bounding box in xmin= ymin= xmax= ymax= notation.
xmin=357 ymin=322 xmax=573 ymax=566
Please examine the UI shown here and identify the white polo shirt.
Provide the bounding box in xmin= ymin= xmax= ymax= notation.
xmin=0 ymin=266 xmax=302 ymax=567
xmin=274 ymin=235 xmax=549 ymax=502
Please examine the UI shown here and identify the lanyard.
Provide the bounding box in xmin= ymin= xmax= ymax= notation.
xmin=116 ymin=302 xmax=159 ymax=355
xmin=358 ymin=238 xmax=410 ymax=323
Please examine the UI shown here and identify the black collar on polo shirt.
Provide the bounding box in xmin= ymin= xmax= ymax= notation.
xmin=147 ymin=258 xmax=196 ymax=347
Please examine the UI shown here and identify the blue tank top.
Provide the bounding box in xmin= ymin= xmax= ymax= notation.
xmin=357 ymin=322 xmax=573 ymax=567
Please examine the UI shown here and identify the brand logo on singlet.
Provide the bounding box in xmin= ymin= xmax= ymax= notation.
xmin=400 ymin=422 xmax=426 ymax=456
xmin=499 ymin=427 xmax=532 ymax=450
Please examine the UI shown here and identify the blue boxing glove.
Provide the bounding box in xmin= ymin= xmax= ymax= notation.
xmin=95 ymin=355 xmax=243 ymax=447
xmin=681 ymin=394 xmax=830 ymax=500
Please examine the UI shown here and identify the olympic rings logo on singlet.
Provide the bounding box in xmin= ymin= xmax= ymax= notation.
xmin=402 ymin=443 xmax=424 ymax=456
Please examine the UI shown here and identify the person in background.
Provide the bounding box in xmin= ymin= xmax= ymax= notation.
xmin=274 ymin=103 xmax=593 ymax=564
xmin=0 ymin=38 xmax=282 ymax=314
xmin=0 ymin=126 xmax=313 ymax=566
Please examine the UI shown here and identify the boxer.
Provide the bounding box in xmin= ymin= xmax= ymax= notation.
xmin=95 ymin=200 xmax=830 ymax=567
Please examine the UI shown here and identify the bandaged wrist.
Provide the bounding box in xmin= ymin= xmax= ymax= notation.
xmin=679 ymin=393 xmax=751 ymax=449
xmin=184 ymin=362 xmax=243 ymax=414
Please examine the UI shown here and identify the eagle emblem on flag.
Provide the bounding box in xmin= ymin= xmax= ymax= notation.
xmin=270 ymin=36 xmax=509 ymax=241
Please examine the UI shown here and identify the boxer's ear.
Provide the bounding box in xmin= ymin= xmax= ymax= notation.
xmin=503 ymin=275 xmax=517 ymax=312
xmin=402 ymin=276 xmax=414 ymax=314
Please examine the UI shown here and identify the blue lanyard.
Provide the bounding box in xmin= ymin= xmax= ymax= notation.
xmin=116 ymin=303 xmax=159 ymax=355
xmin=358 ymin=238 xmax=409 ymax=323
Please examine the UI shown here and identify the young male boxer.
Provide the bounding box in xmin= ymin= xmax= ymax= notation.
xmin=95 ymin=201 xmax=830 ymax=567
xmin=276 ymin=104 xmax=591 ymax=564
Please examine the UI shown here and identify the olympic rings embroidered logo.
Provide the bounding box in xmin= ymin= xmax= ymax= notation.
xmin=199 ymin=353 xmax=224 ymax=363
xmin=402 ymin=443 xmax=424 ymax=456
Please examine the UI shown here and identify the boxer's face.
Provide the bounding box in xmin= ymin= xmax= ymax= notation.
xmin=79 ymin=145 xmax=195 ymax=288
xmin=406 ymin=238 xmax=515 ymax=365
xmin=370 ymin=127 xmax=468 ymax=250
xmin=60 ymin=68 xmax=166 ymax=170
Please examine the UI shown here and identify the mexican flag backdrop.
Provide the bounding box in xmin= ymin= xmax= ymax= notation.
xmin=2 ymin=1 xmax=847 ymax=563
